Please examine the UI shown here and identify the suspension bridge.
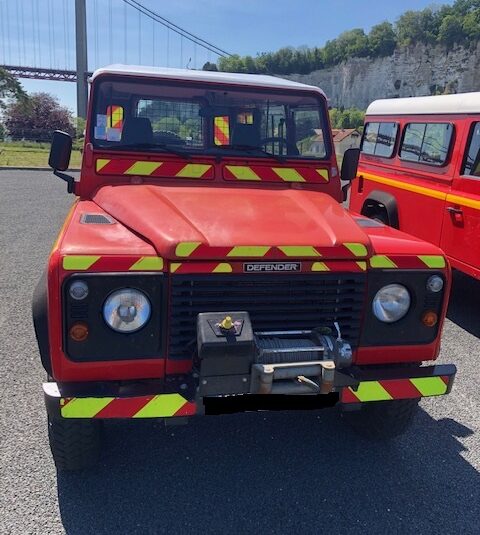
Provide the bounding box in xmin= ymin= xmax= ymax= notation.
xmin=0 ymin=0 xmax=232 ymax=117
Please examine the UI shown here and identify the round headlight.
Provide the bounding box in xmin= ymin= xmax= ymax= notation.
xmin=427 ymin=275 xmax=444 ymax=293
xmin=373 ymin=284 xmax=411 ymax=323
xmin=69 ymin=280 xmax=89 ymax=300
xmin=103 ymin=289 xmax=151 ymax=333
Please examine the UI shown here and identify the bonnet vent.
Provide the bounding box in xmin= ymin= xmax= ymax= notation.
xmin=80 ymin=213 xmax=115 ymax=225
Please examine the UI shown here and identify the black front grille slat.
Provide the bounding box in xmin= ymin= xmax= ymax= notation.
xmin=168 ymin=273 xmax=366 ymax=360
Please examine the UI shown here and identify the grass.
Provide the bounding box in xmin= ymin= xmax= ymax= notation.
xmin=0 ymin=142 xmax=82 ymax=168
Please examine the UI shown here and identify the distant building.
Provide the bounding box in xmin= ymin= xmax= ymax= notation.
xmin=303 ymin=128 xmax=361 ymax=158
xmin=332 ymin=128 xmax=361 ymax=155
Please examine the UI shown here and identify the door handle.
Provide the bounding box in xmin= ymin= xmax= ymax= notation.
xmin=446 ymin=206 xmax=463 ymax=215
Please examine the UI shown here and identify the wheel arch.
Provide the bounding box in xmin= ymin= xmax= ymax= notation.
xmin=361 ymin=190 xmax=399 ymax=229
xmin=32 ymin=270 xmax=52 ymax=375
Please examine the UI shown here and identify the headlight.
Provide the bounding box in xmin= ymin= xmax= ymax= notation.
xmin=372 ymin=284 xmax=411 ymax=323
xmin=103 ymin=289 xmax=151 ymax=333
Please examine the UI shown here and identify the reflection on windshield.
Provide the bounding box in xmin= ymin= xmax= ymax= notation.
xmin=92 ymin=78 xmax=330 ymax=159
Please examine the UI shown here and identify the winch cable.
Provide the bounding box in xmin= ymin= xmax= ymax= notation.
xmin=255 ymin=337 xmax=321 ymax=364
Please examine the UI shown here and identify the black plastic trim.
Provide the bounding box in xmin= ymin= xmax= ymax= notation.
xmin=361 ymin=189 xmax=399 ymax=228
xmin=32 ymin=271 xmax=52 ymax=375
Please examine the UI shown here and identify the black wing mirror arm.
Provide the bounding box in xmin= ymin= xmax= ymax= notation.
xmin=54 ymin=169 xmax=75 ymax=194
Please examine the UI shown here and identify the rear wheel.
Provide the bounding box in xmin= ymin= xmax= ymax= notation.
xmin=48 ymin=417 xmax=102 ymax=471
xmin=342 ymin=398 xmax=419 ymax=440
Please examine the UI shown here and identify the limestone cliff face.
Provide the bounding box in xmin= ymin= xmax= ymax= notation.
xmin=286 ymin=42 xmax=480 ymax=109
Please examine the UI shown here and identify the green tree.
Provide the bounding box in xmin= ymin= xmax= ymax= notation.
xmin=438 ymin=14 xmax=465 ymax=46
xmin=369 ymin=22 xmax=397 ymax=56
xmin=462 ymin=9 xmax=480 ymax=39
xmin=336 ymin=29 xmax=370 ymax=60
xmin=323 ymin=39 xmax=342 ymax=66
xmin=329 ymin=108 xmax=365 ymax=129
xmin=0 ymin=68 xmax=27 ymax=109
xmin=202 ymin=61 xmax=218 ymax=71
xmin=397 ymin=8 xmax=441 ymax=45
xmin=0 ymin=121 xmax=5 ymax=141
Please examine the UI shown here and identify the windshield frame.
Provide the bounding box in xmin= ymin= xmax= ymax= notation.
xmin=88 ymin=74 xmax=333 ymax=162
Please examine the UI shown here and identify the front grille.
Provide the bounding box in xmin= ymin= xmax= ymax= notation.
xmin=169 ymin=273 xmax=366 ymax=360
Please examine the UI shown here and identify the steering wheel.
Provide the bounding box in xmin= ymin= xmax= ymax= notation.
xmin=260 ymin=136 xmax=288 ymax=149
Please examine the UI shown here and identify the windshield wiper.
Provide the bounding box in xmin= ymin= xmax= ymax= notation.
xmin=214 ymin=144 xmax=286 ymax=162
xmin=104 ymin=143 xmax=191 ymax=160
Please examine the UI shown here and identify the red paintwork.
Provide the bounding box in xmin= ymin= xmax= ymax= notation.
xmin=45 ymin=73 xmax=451 ymax=384
xmin=350 ymin=111 xmax=480 ymax=279
xmin=93 ymin=185 xmax=370 ymax=259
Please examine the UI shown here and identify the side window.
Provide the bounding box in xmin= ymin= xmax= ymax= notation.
xmin=361 ymin=122 xmax=398 ymax=157
xmin=400 ymin=122 xmax=453 ymax=166
xmin=361 ymin=123 xmax=379 ymax=155
xmin=462 ymin=122 xmax=480 ymax=177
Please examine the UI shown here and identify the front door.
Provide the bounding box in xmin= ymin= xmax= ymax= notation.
xmin=441 ymin=121 xmax=480 ymax=278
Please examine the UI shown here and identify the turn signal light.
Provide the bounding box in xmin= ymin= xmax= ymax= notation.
xmin=422 ymin=311 xmax=438 ymax=328
xmin=69 ymin=322 xmax=89 ymax=342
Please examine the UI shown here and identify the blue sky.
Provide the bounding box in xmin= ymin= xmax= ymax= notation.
xmin=0 ymin=0 xmax=453 ymax=114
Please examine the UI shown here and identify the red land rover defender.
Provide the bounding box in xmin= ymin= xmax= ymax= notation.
xmin=33 ymin=65 xmax=456 ymax=470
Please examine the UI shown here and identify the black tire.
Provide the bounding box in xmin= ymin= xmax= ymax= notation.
xmin=342 ymin=398 xmax=419 ymax=440
xmin=48 ymin=417 xmax=102 ymax=471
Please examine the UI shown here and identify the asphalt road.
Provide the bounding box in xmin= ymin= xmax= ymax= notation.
xmin=1 ymin=170 xmax=479 ymax=535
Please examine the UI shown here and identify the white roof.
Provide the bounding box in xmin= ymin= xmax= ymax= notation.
xmin=92 ymin=64 xmax=325 ymax=97
xmin=367 ymin=92 xmax=480 ymax=116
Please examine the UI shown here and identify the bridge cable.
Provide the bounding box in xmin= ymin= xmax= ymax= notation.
xmin=124 ymin=0 xmax=127 ymax=63
xmin=109 ymin=0 xmax=113 ymax=64
xmin=152 ymin=17 xmax=155 ymax=65
xmin=93 ymin=0 xmax=99 ymax=69
xmin=138 ymin=8 xmax=141 ymax=64
xmin=20 ymin=1 xmax=26 ymax=66
xmin=30 ymin=0 xmax=36 ymax=66
xmin=36 ymin=0 xmax=41 ymax=67
xmin=121 ymin=0 xmax=232 ymax=58
xmin=0 ymin=1 xmax=5 ymax=64
xmin=5 ymin=0 xmax=10 ymax=64
xmin=63 ymin=1 xmax=68 ymax=69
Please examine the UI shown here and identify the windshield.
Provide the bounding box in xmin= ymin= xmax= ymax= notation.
xmin=91 ymin=77 xmax=331 ymax=160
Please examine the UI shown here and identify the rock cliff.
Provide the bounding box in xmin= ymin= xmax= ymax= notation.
xmin=287 ymin=42 xmax=480 ymax=109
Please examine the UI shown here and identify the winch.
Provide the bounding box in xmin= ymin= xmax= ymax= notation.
xmin=196 ymin=311 xmax=353 ymax=396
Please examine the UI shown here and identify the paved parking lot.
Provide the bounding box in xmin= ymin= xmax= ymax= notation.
xmin=0 ymin=170 xmax=479 ymax=534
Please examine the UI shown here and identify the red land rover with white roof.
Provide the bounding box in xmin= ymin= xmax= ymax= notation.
xmin=34 ymin=65 xmax=456 ymax=470
xmin=350 ymin=92 xmax=480 ymax=280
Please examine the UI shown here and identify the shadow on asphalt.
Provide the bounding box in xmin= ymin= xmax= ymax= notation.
xmin=447 ymin=270 xmax=480 ymax=337
xmin=57 ymin=407 xmax=479 ymax=534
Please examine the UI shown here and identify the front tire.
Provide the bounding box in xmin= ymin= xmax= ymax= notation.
xmin=342 ymin=399 xmax=419 ymax=440
xmin=48 ymin=417 xmax=102 ymax=471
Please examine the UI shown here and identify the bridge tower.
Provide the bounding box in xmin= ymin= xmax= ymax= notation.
xmin=75 ymin=0 xmax=88 ymax=118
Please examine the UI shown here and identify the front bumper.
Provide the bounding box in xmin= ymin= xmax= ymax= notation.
xmin=44 ymin=363 xmax=456 ymax=419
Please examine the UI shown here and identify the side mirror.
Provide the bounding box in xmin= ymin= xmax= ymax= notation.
xmin=340 ymin=148 xmax=360 ymax=182
xmin=49 ymin=130 xmax=72 ymax=171
xmin=49 ymin=130 xmax=75 ymax=194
